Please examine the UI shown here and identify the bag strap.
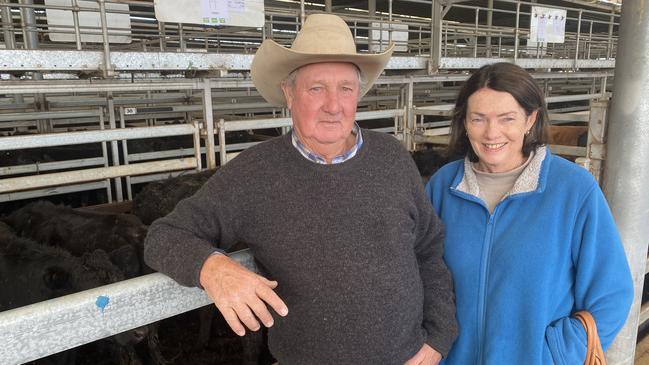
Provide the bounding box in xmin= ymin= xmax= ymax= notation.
xmin=574 ymin=311 xmax=607 ymax=365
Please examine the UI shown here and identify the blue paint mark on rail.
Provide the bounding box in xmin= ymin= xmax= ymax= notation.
xmin=95 ymin=296 xmax=110 ymax=313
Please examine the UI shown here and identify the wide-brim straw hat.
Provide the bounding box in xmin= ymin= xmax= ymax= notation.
xmin=251 ymin=13 xmax=395 ymax=106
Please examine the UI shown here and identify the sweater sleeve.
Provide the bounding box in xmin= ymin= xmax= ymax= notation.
xmin=143 ymin=170 xmax=242 ymax=288
xmin=545 ymin=184 xmax=633 ymax=365
xmin=414 ymin=178 xmax=459 ymax=357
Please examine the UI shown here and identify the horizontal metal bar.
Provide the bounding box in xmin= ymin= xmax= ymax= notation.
xmin=0 ymin=50 xmax=425 ymax=73
xmin=421 ymin=127 xmax=451 ymax=136
xmin=548 ymin=111 xmax=590 ymax=123
xmin=440 ymin=57 xmax=616 ymax=70
xmin=0 ymin=125 xmax=196 ymax=151
xmin=0 ymin=249 xmax=257 ymax=365
xmin=223 ymin=117 xmax=292 ymax=132
xmin=0 ymin=158 xmax=197 ymax=193
xmin=548 ymin=145 xmax=587 ymax=157
xmin=355 ymin=109 xmax=404 ymax=120
xmin=0 ymin=50 xmax=616 ymax=74
xmin=0 ymin=71 xmax=612 ymax=95
xmin=127 ymin=141 xmax=260 ymax=163
xmin=0 ymin=80 xmax=206 ymax=94
xmin=546 ymin=93 xmax=606 ymax=103
xmin=0 ymin=157 xmax=106 ymax=177
xmin=413 ymin=104 xmax=454 ymax=116
xmin=0 ymin=110 xmax=101 ymax=122
xmin=0 ymin=181 xmax=108 ymax=203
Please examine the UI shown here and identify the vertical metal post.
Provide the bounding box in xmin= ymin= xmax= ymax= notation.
xmin=514 ymin=2 xmax=520 ymax=62
xmin=159 ymin=21 xmax=166 ymax=51
xmin=325 ymin=0 xmax=332 ymax=13
xmin=71 ymin=0 xmax=81 ymax=50
xmin=368 ymin=0 xmax=375 ymax=52
xmin=1 ymin=0 xmax=16 ymax=49
xmin=404 ymin=79 xmax=414 ymax=150
xmin=178 ymin=23 xmax=186 ymax=51
xmin=429 ymin=0 xmax=442 ymax=74
xmin=19 ymin=0 xmax=46 ymax=131
xmin=218 ymin=119 xmax=227 ymax=166
xmin=603 ymin=0 xmax=649 ymax=363
xmin=587 ymin=20 xmax=592 ymax=59
xmin=192 ymin=121 xmax=202 ymax=171
xmin=1 ymin=1 xmax=23 ymax=105
xmin=575 ymin=10 xmax=582 ymax=67
xmin=97 ymin=0 xmax=114 ymax=77
xmin=388 ymin=0 xmax=393 ymax=44
xmin=118 ymin=107 xmax=133 ymax=201
xmin=578 ymin=99 xmax=608 ymax=183
xmin=473 ymin=8 xmax=479 ymax=58
xmin=607 ymin=11 xmax=615 ymax=59
xmin=443 ymin=26 xmax=447 ymax=57
xmin=202 ymin=80 xmax=216 ymax=169
xmin=99 ymin=108 xmax=113 ymax=203
xmin=486 ymin=0 xmax=493 ymax=57
xmin=19 ymin=0 xmax=37 ymax=49
xmin=498 ymin=36 xmax=501 ymax=57
xmin=300 ymin=0 xmax=305 ymax=25
xmin=107 ymin=95 xmax=123 ymax=202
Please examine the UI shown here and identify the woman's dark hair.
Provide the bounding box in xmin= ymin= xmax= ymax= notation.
xmin=448 ymin=62 xmax=549 ymax=161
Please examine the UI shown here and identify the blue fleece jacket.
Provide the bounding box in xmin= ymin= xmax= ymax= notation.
xmin=425 ymin=147 xmax=633 ymax=365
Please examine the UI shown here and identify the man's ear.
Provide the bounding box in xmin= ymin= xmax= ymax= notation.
xmin=281 ymin=83 xmax=293 ymax=109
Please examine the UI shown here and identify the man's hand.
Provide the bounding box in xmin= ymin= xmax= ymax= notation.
xmin=199 ymin=254 xmax=288 ymax=336
xmin=404 ymin=343 xmax=442 ymax=365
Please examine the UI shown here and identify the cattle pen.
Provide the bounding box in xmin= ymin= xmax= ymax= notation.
xmin=1 ymin=0 xmax=648 ymax=364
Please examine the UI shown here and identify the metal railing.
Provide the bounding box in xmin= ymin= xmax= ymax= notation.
xmin=0 ymin=1 xmax=620 ymax=76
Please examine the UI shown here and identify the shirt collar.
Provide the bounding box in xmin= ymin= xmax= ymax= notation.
xmin=291 ymin=123 xmax=363 ymax=164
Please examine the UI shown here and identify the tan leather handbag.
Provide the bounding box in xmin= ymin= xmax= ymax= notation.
xmin=574 ymin=311 xmax=607 ymax=365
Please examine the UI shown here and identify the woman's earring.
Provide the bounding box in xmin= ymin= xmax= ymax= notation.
xmin=525 ymin=130 xmax=531 ymax=135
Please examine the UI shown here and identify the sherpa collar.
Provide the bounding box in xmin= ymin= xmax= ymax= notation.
xmin=455 ymin=146 xmax=548 ymax=199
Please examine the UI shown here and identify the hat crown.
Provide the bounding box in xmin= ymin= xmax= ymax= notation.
xmin=291 ymin=14 xmax=357 ymax=54
xmin=251 ymin=13 xmax=394 ymax=106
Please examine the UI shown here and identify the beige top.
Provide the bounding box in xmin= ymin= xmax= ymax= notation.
xmin=472 ymin=153 xmax=534 ymax=214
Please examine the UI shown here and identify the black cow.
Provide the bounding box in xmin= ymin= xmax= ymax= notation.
xmin=0 ymin=221 xmax=125 ymax=309
xmin=4 ymin=200 xmax=147 ymax=278
xmin=133 ymin=169 xmax=216 ymax=225
xmin=0 ymin=222 xmax=149 ymax=365
xmin=410 ymin=147 xmax=450 ymax=183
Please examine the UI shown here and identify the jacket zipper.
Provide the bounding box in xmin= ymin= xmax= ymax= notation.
xmin=477 ymin=208 xmax=497 ymax=364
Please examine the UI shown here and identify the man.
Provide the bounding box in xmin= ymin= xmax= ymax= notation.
xmin=144 ymin=13 xmax=457 ymax=365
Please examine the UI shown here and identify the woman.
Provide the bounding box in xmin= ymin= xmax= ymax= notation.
xmin=425 ymin=62 xmax=633 ymax=365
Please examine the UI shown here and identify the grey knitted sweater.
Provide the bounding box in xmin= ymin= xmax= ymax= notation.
xmin=144 ymin=130 xmax=458 ymax=364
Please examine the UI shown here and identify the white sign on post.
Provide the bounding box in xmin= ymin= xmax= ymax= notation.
xmin=154 ymin=0 xmax=264 ymax=28
xmin=201 ymin=0 xmax=228 ymax=25
xmin=529 ymin=6 xmax=566 ymax=43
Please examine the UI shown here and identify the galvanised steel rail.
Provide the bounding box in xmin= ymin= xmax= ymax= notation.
xmin=0 ymin=249 xmax=257 ymax=365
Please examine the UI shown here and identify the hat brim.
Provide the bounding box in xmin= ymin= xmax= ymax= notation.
xmin=251 ymin=39 xmax=395 ymax=106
